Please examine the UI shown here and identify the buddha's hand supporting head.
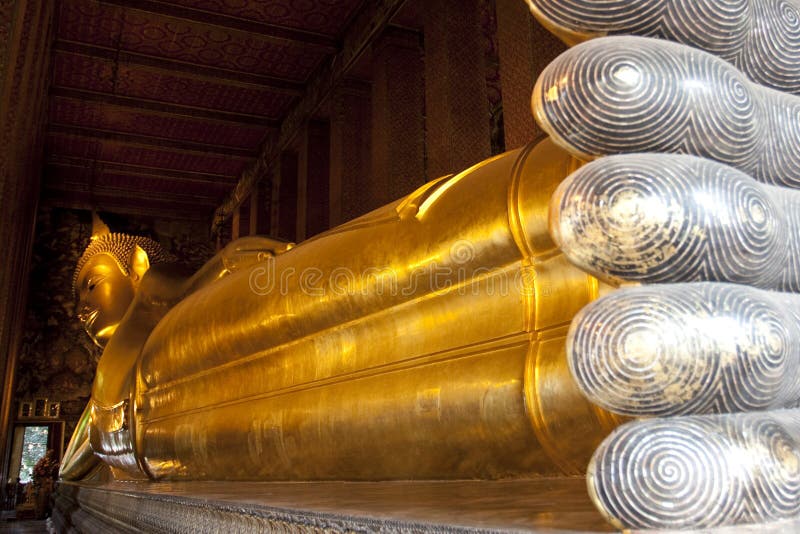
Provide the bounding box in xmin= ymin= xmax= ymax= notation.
xmin=73 ymin=232 xmax=169 ymax=348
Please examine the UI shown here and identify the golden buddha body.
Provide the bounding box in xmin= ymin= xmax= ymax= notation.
xmin=64 ymin=139 xmax=619 ymax=482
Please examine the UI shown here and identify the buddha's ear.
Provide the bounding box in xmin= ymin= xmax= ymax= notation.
xmin=130 ymin=245 xmax=151 ymax=283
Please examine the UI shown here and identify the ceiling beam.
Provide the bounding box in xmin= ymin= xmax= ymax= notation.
xmin=50 ymin=86 xmax=280 ymax=127
xmin=212 ymin=0 xmax=408 ymax=233
xmin=48 ymin=123 xmax=256 ymax=158
xmin=40 ymin=193 xmax=213 ymax=221
xmin=46 ymin=156 xmax=235 ymax=186
xmin=42 ymin=181 xmax=221 ymax=207
xmin=54 ymin=40 xmax=304 ymax=95
xmin=97 ymin=0 xmax=339 ymax=52
xmin=51 ymin=92 xmax=270 ymax=141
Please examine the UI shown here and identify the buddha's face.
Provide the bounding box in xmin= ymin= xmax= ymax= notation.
xmin=75 ymin=253 xmax=135 ymax=348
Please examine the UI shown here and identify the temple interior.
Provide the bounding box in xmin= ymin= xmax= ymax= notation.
xmin=0 ymin=0 xmax=625 ymax=531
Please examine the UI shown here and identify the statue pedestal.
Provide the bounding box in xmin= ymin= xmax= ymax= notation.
xmin=52 ymin=478 xmax=613 ymax=532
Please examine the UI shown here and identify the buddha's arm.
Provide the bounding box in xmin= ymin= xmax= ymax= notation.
xmin=180 ymin=236 xmax=293 ymax=296
xmin=59 ymin=403 xmax=95 ymax=480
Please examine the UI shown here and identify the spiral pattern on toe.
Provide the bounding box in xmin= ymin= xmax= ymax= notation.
xmin=534 ymin=36 xmax=800 ymax=188
xmin=589 ymin=410 xmax=800 ymax=530
xmin=741 ymin=0 xmax=800 ymax=92
xmin=748 ymin=417 xmax=800 ymax=519
xmin=551 ymin=154 xmax=797 ymax=288
xmin=782 ymin=197 xmax=800 ymax=292
xmin=528 ymin=0 xmax=800 ymax=94
xmin=569 ymin=283 xmax=800 ymax=416
xmin=589 ymin=416 xmax=742 ymax=529
xmin=534 ymin=38 xmax=694 ymax=157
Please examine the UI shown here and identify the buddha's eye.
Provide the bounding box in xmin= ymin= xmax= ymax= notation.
xmin=86 ymin=275 xmax=105 ymax=292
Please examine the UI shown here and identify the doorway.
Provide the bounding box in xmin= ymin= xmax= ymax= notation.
xmin=12 ymin=426 xmax=48 ymax=483
xmin=7 ymin=422 xmax=64 ymax=483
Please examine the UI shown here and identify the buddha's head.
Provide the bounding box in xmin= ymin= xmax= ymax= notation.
xmin=73 ymin=215 xmax=169 ymax=348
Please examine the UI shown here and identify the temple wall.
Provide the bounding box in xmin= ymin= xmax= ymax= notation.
xmin=0 ymin=0 xmax=56 ymax=480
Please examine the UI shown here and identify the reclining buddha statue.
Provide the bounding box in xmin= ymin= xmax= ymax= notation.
xmin=61 ymin=0 xmax=800 ymax=530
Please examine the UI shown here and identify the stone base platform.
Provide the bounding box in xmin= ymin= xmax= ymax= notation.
xmin=52 ymin=478 xmax=800 ymax=533
xmin=52 ymin=478 xmax=614 ymax=533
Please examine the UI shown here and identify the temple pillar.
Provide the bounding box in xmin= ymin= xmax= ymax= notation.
xmin=270 ymin=171 xmax=280 ymax=239
xmin=330 ymin=80 xmax=371 ymax=225
xmin=370 ymin=27 xmax=425 ymax=208
xmin=256 ymin=181 xmax=271 ymax=235
xmin=302 ymin=120 xmax=330 ymax=238
xmin=276 ymin=151 xmax=298 ymax=243
xmin=422 ymin=0 xmax=492 ymax=179
xmin=239 ymin=197 xmax=250 ymax=238
xmin=215 ymin=218 xmax=232 ymax=250
xmin=249 ymin=187 xmax=259 ymax=236
xmin=307 ymin=120 xmax=331 ymax=236
xmin=296 ymin=128 xmax=308 ymax=242
xmin=231 ymin=205 xmax=241 ymax=240
xmin=0 ymin=0 xmax=55 ymax=482
xmin=495 ymin=0 xmax=566 ymax=149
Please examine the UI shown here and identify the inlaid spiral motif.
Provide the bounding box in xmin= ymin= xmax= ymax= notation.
xmin=527 ymin=0 xmax=800 ymax=94
xmin=533 ymin=36 xmax=800 ymax=188
xmin=568 ymin=283 xmax=800 ymax=416
xmin=782 ymin=197 xmax=800 ymax=292
xmin=551 ymin=154 xmax=800 ymax=289
xmin=589 ymin=410 xmax=800 ymax=530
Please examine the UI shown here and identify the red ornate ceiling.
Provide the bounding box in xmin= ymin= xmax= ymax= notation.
xmin=156 ymin=0 xmax=364 ymax=36
xmin=44 ymin=0 xmax=364 ymax=221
